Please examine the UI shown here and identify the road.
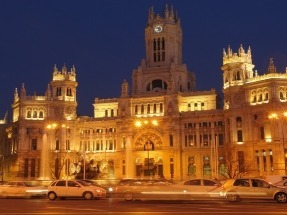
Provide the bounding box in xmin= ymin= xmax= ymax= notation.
xmin=0 ymin=198 xmax=286 ymax=215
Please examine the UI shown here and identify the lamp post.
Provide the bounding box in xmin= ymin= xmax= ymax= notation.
xmin=0 ymin=155 xmax=4 ymax=181
xmin=269 ymin=112 xmax=287 ymax=174
xmin=145 ymin=141 xmax=152 ymax=176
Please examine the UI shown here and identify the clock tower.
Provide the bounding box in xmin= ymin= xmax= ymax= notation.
xmin=145 ymin=4 xmax=182 ymax=67
xmin=132 ymin=4 xmax=195 ymax=96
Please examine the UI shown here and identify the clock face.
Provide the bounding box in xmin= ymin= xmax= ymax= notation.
xmin=154 ymin=25 xmax=163 ymax=33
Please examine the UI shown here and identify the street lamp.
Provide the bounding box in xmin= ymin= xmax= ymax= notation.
xmin=0 ymin=155 xmax=4 ymax=181
xmin=144 ymin=141 xmax=153 ymax=176
xmin=268 ymin=112 xmax=287 ymax=174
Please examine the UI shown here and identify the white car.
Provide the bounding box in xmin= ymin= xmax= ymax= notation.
xmin=221 ymin=178 xmax=287 ymax=203
xmin=47 ymin=180 xmax=106 ymax=200
xmin=0 ymin=181 xmax=47 ymax=198
xmin=173 ymin=178 xmax=223 ymax=199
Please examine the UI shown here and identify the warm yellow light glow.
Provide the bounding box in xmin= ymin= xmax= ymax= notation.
xmin=135 ymin=121 xmax=142 ymax=127
xmin=152 ymin=120 xmax=158 ymax=126
xmin=265 ymin=138 xmax=272 ymax=143
xmin=46 ymin=123 xmax=58 ymax=129
xmin=268 ymin=113 xmax=278 ymax=119
xmin=284 ymin=112 xmax=287 ymax=118
xmin=237 ymin=142 xmax=243 ymax=145
xmin=144 ymin=120 xmax=148 ymax=125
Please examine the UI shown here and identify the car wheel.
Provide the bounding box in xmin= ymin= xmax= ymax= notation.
xmin=275 ymin=192 xmax=287 ymax=203
xmin=124 ymin=192 xmax=133 ymax=201
xmin=83 ymin=192 xmax=93 ymax=200
xmin=48 ymin=192 xmax=57 ymax=200
xmin=226 ymin=192 xmax=240 ymax=202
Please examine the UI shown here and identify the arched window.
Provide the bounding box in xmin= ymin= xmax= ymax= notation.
xmin=141 ymin=105 xmax=144 ymax=114
xmin=153 ymin=104 xmax=156 ymax=113
xmin=135 ymin=105 xmax=138 ymax=114
xmin=160 ymin=103 xmax=163 ymax=113
xmin=157 ymin=38 xmax=160 ymax=50
xmin=33 ymin=110 xmax=37 ymax=118
xmin=27 ymin=110 xmax=32 ymax=118
xmin=39 ymin=110 xmax=44 ymax=118
xmin=147 ymin=104 xmax=150 ymax=113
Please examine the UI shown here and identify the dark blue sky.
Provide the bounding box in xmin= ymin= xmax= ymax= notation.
xmin=1 ymin=0 xmax=287 ymax=117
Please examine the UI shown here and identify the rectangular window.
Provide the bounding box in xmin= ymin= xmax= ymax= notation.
xmin=122 ymin=160 xmax=125 ymax=175
xmin=31 ymin=159 xmax=35 ymax=177
xmin=238 ymin=151 xmax=245 ymax=172
xmin=31 ymin=139 xmax=37 ymax=150
xmin=169 ymin=134 xmax=173 ymax=147
xmin=260 ymin=126 xmax=265 ymax=140
xmin=237 ymin=130 xmax=243 ymax=142
xmin=24 ymin=159 xmax=29 ymax=178
xmin=218 ymin=133 xmax=224 ymax=145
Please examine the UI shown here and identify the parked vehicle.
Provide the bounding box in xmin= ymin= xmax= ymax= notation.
xmin=174 ymin=178 xmax=223 ymax=199
xmin=0 ymin=181 xmax=47 ymax=198
xmin=81 ymin=179 xmax=112 ymax=197
xmin=114 ymin=178 xmax=186 ymax=201
xmin=47 ymin=180 xmax=106 ymax=200
xmin=220 ymin=178 xmax=287 ymax=203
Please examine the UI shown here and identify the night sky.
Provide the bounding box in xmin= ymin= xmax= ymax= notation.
xmin=1 ymin=0 xmax=287 ymax=118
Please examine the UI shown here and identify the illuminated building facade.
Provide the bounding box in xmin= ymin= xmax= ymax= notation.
xmin=1 ymin=4 xmax=287 ymax=181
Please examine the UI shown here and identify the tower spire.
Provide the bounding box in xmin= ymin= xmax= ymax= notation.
xmin=267 ymin=58 xmax=276 ymax=73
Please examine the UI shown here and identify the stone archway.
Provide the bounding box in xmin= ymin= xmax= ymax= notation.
xmin=134 ymin=131 xmax=163 ymax=177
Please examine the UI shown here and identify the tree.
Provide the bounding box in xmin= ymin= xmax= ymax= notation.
xmin=217 ymin=146 xmax=257 ymax=179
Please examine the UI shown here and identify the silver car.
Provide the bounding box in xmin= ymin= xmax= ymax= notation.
xmin=0 ymin=181 xmax=47 ymax=198
xmin=47 ymin=180 xmax=106 ymax=200
xmin=220 ymin=178 xmax=287 ymax=203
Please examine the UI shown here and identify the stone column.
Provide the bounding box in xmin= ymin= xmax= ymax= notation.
xmin=125 ymin=136 xmax=134 ymax=178
xmin=40 ymin=132 xmax=50 ymax=179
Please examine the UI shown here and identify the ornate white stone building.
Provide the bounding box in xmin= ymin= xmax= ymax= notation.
xmin=1 ymin=4 xmax=287 ymax=181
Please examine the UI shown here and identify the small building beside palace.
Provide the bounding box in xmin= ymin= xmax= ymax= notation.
xmin=1 ymin=4 xmax=287 ymax=182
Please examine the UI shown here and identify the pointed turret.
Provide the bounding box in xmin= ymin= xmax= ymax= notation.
xmin=45 ymin=83 xmax=51 ymax=99
xmin=14 ymin=88 xmax=19 ymax=102
xmin=268 ymin=58 xmax=276 ymax=74
xmin=20 ymin=83 xmax=26 ymax=98
xmin=121 ymin=79 xmax=129 ymax=98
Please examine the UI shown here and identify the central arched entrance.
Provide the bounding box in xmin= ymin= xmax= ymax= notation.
xmin=134 ymin=131 xmax=163 ymax=178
